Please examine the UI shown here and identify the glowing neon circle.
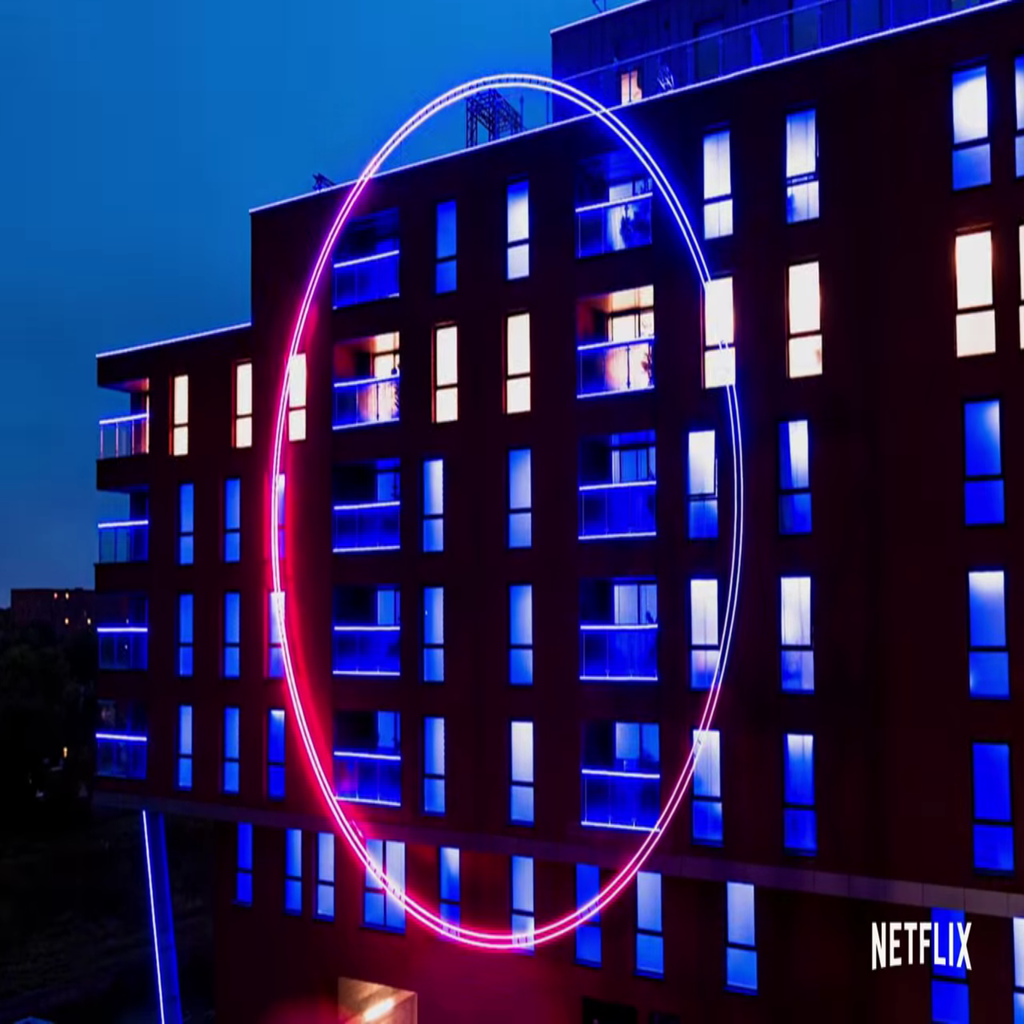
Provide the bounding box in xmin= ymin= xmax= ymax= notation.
xmin=270 ymin=73 xmax=745 ymax=950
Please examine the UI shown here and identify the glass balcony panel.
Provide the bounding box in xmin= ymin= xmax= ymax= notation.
xmin=579 ymin=481 xmax=656 ymax=538
xmin=98 ymin=414 xmax=149 ymax=460
xmin=97 ymin=521 xmax=149 ymax=563
xmin=576 ymin=195 xmax=652 ymax=258
xmin=332 ymin=504 xmax=400 ymax=552
xmin=332 ymin=251 xmax=399 ymax=308
xmin=580 ymin=626 xmax=657 ymax=681
xmin=333 ymin=376 xmax=400 ymax=429
xmin=578 ymin=338 xmax=654 ymax=397
xmin=332 ymin=628 xmax=401 ymax=676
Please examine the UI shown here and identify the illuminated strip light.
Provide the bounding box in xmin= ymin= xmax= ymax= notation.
xmin=582 ymin=767 xmax=661 ymax=780
xmin=575 ymin=192 xmax=653 ymax=214
xmin=96 ymin=626 xmax=148 ymax=634
xmin=333 ymin=545 xmax=401 ymax=554
xmin=96 ymin=731 xmax=148 ymax=743
xmin=333 ymin=749 xmax=402 ymax=762
xmin=332 ymin=670 xmax=401 ymax=678
xmin=334 ymin=374 xmax=402 ymax=390
xmin=98 ymin=519 xmax=150 ymax=529
xmin=332 ymin=500 xmax=401 ymax=511
xmin=332 ymin=248 xmax=400 ymax=270
xmin=581 ymin=820 xmax=659 ymax=834
xmin=579 ymin=532 xmax=657 ymax=541
xmin=335 ymin=795 xmax=402 ymax=808
xmin=332 ymin=624 xmax=400 ymax=632
xmin=577 ymin=336 xmax=654 ymax=353
xmin=268 ymin=72 xmax=744 ymax=951
xmin=579 ymin=480 xmax=656 ymax=491
xmin=333 ymin=420 xmax=398 ymax=432
xmin=580 ymin=675 xmax=659 ymax=683
xmin=577 ymin=386 xmax=654 ymax=399
xmin=99 ymin=412 xmax=149 ymax=426
xmin=580 ymin=623 xmax=658 ymax=631
xmin=141 ymin=810 xmax=167 ymax=1024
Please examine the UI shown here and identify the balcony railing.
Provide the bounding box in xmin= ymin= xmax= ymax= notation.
xmin=580 ymin=623 xmax=658 ymax=681
xmin=95 ymin=731 xmax=148 ymax=779
xmin=332 ymin=625 xmax=401 ymax=676
xmin=97 ymin=520 xmax=149 ymax=563
xmin=332 ymin=250 xmax=400 ymax=308
xmin=579 ymin=480 xmax=656 ymax=539
xmin=98 ymin=413 xmax=149 ymax=460
xmin=581 ymin=768 xmax=660 ymax=831
xmin=333 ymin=375 xmax=400 ymax=430
xmin=332 ymin=501 xmax=400 ymax=553
xmin=97 ymin=628 xmax=149 ymax=671
xmin=577 ymin=337 xmax=654 ymax=398
xmin=333 ymin=748 xmax=402 ymax=807
xmin=576 ymin=194 xmax=652 ymax=258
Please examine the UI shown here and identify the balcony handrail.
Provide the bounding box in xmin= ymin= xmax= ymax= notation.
xmin=333 ymin=748 xmax=402 ymax=761
xmin=575 ymin=192 xmax=653 ymax=215
xmin=581 ymin=767 xmax=660 ymax=780
xmin=98 ymin=412 xmax=148 ymax=426
xmin=577 ymin=335 xmax=653 ymax=353
xmin=96 ymin=625 xmax=148 ymax=633
xmin=579 ymin=479 xmax=656 ymax=491
xmin=332 ymin=499 xmax=400 ymax=512
xmin=332 ymin=623 xmax=401 ymax=632
xmin=332 ymin=248 xmax=400 ymax=270
xmin=580 ymin=621 xmax=658 ymax=631
xmin=333 ymin=373 xmax=401 ymax=390
xmin=95 ymin=731 xmax=148 ymax=743
xmin=98 ymin=518 xmax=150 ymax=529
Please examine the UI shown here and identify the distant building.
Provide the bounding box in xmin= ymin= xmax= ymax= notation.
xmin=10 ymin=588 xmax=95 ymax=637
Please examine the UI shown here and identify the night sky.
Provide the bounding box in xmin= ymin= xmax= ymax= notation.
xmin=0 ymin=0 xmax=628 ymax=604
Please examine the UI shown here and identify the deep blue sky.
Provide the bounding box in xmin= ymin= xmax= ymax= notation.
xmin=0 ymin=0 xmax=629 ymax=604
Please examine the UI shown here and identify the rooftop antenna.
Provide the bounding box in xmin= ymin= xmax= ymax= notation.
xmin=312 ymin=173 xmax=336 ymax=192
xmin=466 ymin=89 xmax=524 ymax=148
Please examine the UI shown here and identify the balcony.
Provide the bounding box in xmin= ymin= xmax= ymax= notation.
xmin=98 ymin=413 xmax=148 ymax=460
xmin=332 ymin=625 xmax=400 ymax=676
xmin=97 ymin=520 xmax=149 ymax=563
xmin=581 ymin=768 xmax=660 ymax=831
xmin=579 ymin=480 xmax=656 ymax=540
xmin=333 ymin=375 xmax=399 ymax=430
xmin=576 ymin=193 xmax=652 ymax=258
xmin=580 ymin=623 xmax=658 ymax=682
xmin=97 ymin=628 xmax=148 ymax=671
xmin=333 ymin=749 xmax=402 ymax=807
xmin=577 ymin=337 xmax=654 ymax=398
xmin=332 ymin=501 xmax=400 ymax=553
xmin=332 ymin=250 xmax=400 ymax=309
xmin=95 ymin=731 xmax=148 ymax=779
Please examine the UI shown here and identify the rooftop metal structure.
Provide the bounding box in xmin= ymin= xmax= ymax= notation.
xmin=465 ymin=89 xmax=524 ymax=148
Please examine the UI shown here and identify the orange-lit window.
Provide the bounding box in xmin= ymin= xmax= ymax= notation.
xmin=171 ymin=374 xmax=189 ymax=456
xmin=620 ymin=69 xmax=642 ymax=105
xmin=288 ymin=354 xmax=307 ymax=441
xmin=234 ymin=361 xmax=253 ymax=448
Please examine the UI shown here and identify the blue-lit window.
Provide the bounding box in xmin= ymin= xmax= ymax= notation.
xmin=968 ymin=570 xmax=1009 ymax=698
xmin=236 ymin=822 xmax=253 ymax=906
xmin=178 ymin=482 xmax=194 ymax=565
xmin=690 ymin=578 xmax=719 ymax=690
xmin=177 ymin=705 xmax=193 ymax=791
xmin=332 ymin=333 xmax=400 ymax=430
xmin=704 ymin=128 xmax=733 ymax=239
xmin=973 ymin=742 xmax=1014 ymax=873
xmin=95 ymin=700 xmax=147 ymax=779
xmin=333 ymin=585 xmax=401 ymax=676
xmin=582 ymin=720 xmax=660 ymax=831
xmin=223 ymin=706 xmax=240 ymax=795
xmin=268 ymin=591 xmax=284 ymax=678
xmin=577 ymin=286 xmax=655 ymax=398
xmin=580 ymin=431 xmax=656 ymax=539
xmin=953 ymin=65 xmax=990 ymax=190
xmin=784 ymin=733 xmax=817 ymax=855
xmin=576 ymin=177 xmax=652 ymax=258
xmin=423 ymin=458 xmax=444 ymax=552
xmin=423 ymin=586 xmax=444 ymax=683
xmin=436 ymin=200 xmax=457 ymax=293
xmin=507 ymin=180 xmax=530 ymax=280
xmin=636 ymin=871 xmax=664 ymax=978
xmin=786 ymin=109 xmax=818 ymax=223
xmin=509 ymin=584 xmax=533 ymax=685
xmin=964 ymin=401 xmax=1003 ymax=525
xmin=97 ymin=595 xmax=148 ymax=671
xmin=1016 ymin=56 xmax=1024 ymax=178
xmin=693 ymin=729 xmax=722 ymax=846
xmin=511 ymin=855 xmax=535 ymax=950
xmin=224 ymin=478 xmax=241 ymax=562
xmin=178 ymin=593 xmax=193 ymax=677
xmin=704 ymin=276 xmax=735 ymax=389
xmin=1013 ymin=917 xmax=1024 ymax=1020
xmin=726 ymin=882 xmax=758 ymax=993
xmin=364 ymin=839 xmax=405 ymax=932
xmin=509 ymin=449 xmax=532 ymax=548
xmin=510 ymin=720 xmax=534 ymax=825
xmin=268 ymin=708 xmax=285 ymax=800
xmin=781 ymin=576 xmax=814 ymax=692
xmin=688 ymin=430 xmax=718 ymax=539
xmin=332 ymin=459 xmax=400 ymax=553
xmin=332 ymin=208 xmax=399 ymax=308
xmin=334 ymin=710 xmax=401 ymax=807
xmin=284 ymin=828 xmax=302 ymax=915
xmin=580 ymin=578 xmax=658 ymax=682
xmin=779 ymin=420 xmax=812 ymax=534
xmin=439 ymin=847 xmax=460 ymax=929
xmin=576 ymin=864 xmax=601 ymax=966
xmin=224 ymin=592 xmax=240 ymax=678
xmin=932 ymin=907 xmax=969 ymax=1023
xmin=316 ymin=832 xmax=334 ymax=921
xmin=424 ymin=716 xmax=445 ymax=815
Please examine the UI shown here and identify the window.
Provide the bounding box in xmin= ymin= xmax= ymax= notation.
xmin=786 ymin=109 xmax=819 ymax=222
xmin=1013 ymin=917 xmax=1024 ymax=1020
xmin=509 ymin=584 xmax=533 ymax=685
xmin=268 ymin=708 xmax=285 ymax=800
xmin=974 ymin=742 xmax=1015 ymax=873
xmin=781 ymin=576 xmax=814 ymax=692
xmin=275 ymin=474 xmax=286 ymax=560
xmin=690 ymin=578 xmax=720 ymax=690
xmin=95 ymin=700 xmax=148 ymax=778
xmin=932 ymin=907 xmax=969 ymax=1023
xmin=511 ymin=855 xmax=535 ymax=949
xmin=334 ymin=710 xmax=401 ymax=806
xmin=1017 ymin=56 xmax=1024 ymax=177
xmin=433 ymin=325 xmax=458 ymax=422
xmin=436 ymin=200 xmax=457 ymax=293
xmin=223 ymin=706 xmax=240 ymax=794
xmin=693 ymin=728 xmax=723 ymax=846
xmin=506 ymin=313 xmax=531 ymax=413
xmin=788 ymin=261 xmax=822 ymax=377
xmin=316 ymin=832 xmax=334 ymax=920
xmin=234 ymin=361 xmax=252 ymax=448
xmin=178 ymin=483 xmax=194 ymax=565
xmin=224 ymin=478 xmax=241 ymax=561
xmin=268 ymin=591 xmax=284 ymax=678
xmin=423 ymin=458 xmax=444 ymax=552
xmin=284 ymin=828 xmax=302 ymax=915
xmin=576 ymin=864 xmax=601 ymax=967
xmin=580 ymin=578 xmax=658 ymax=682
xmin=508 ymin=449 xmax=532 ymax=548
xmin=171 ymin=374 xmax=189 ymax=456
xmin=507 ymin=180 xmax=530 ymax=280
xmin=288 ymin=353 xmax=307 ymax=442
xmin=224 ymin=592 xmax=240 ymax=678
xmin=423 ymin=586 xmax=444 ymax=683
xmin=364 ymin=839 xmax=405 ymax=932
xmin=332 ymin=585 xmax=401 ymax=676
xmin=620 ymin=68 xmax=642 ymax=105
xmin=581 ymin=720 xmax=660 ymax=831
xmin=424 ymin=716 xmax=446 ymax=815
xmin=439 ymin=847 xmax=460 ymax=928
xmin=779 ymin=420 xmax=812 ymax=533
xmin=784 ymin=733 xmax=817 ymax=855
xmin=636 ymin=871 xmax=664 ymax=977
xmin=576 ymin=176 xmax=652 ymax=258
xmin=235 ymin=822 xmax=253 ymax=906
xmin=178 ymin=593 xmax=193 ymax=677
xmin=952 ymin=65 xmax=991 ymax=190
xmin=579 ymin=431 xmax=656 ymax=539
xmin=688 ymin=430 xmax=718 ymax=539
xmin=332 ymin=208 xmax=399 ymax=308
xmin=510 ymin=720 xmax=534 ymax=825
xmin=332 ymin=332 xmax=400 ymax=429
xmin=177 ymin=705 xmax=193 ymax=791
xmin=97 ymin=595 xmax=148 ymax=672
xmin=968 ymin=570 xmax=1009 ymax=698
xmin=964 ymin=400 xmax=1003 ymax=525
xmin=704 ymin=276 xmax=735 ymax=388
xmin=726 ymin=882 xmax=758 ymax=993
xmin=956 ymin=231 xmax=995 ymax=357
xmin=703 ymin=129 xmax=733 ymax=239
